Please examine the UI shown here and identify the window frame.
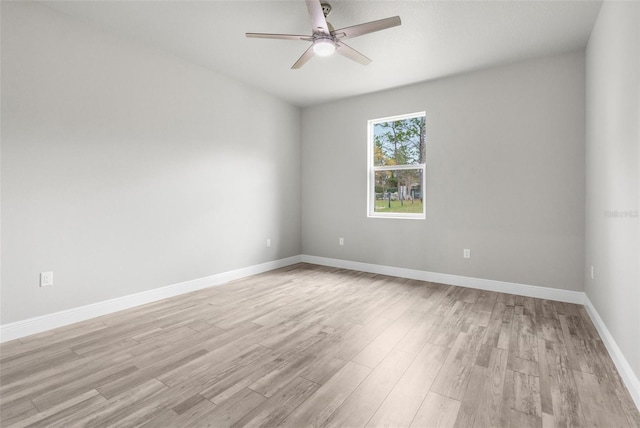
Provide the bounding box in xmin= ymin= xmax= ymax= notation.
xmin=367 ymin=111 xmax=426 ymax=220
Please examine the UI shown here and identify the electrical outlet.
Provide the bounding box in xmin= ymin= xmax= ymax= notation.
xmin=266 ymin=238 xmax=271 ymax=248
xmin=463 ymin=249 xmax=471 ymax=259
xmin=339 ymin=237 xmax=344 ymax=246
xmin=40 ymin=271 xmax=53 ymax=287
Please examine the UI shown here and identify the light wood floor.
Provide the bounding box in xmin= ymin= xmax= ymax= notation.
xmin=1 ymin=263 xmax=639 ymax=427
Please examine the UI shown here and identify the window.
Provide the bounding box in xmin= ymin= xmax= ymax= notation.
xmin=367 ymin=111 xmax=426 ymax=219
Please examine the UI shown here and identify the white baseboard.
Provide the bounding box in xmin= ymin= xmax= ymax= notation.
xmin=300 ymin=255 xmax=584 ymax=304
xmin=0 ymin=255 xmax=301 ymax=343
xmin=583 ymin=295 xmax=640 ymax=409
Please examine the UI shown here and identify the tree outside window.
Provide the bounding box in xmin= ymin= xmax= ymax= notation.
xmin=368 ymin=112 xmax=426 ymax=219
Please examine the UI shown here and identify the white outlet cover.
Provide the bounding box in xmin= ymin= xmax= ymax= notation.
xmin=40 ymin=271 xmax=53 ymax=287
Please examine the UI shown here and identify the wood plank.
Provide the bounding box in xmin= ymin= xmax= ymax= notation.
xmin=248 ymin=352 xmax=315 ymax=397
xmin=474 ymin=300 xmax=506 ymax=367
xmin=394 ymin=312 xmax=442 ymax=355
xmin=157 ymin=343 xmax=271 ymax=388
xmin=231 ymin=376 xmax=318 ymax=428
xmin=497 ymin=306 xmax=514 ymax=350
xmin=545 ymin=340 xmax=586 ymax=427
xmin=410 ymin=391 xmax=461 ymax=428
xmin=198 ymin=350 xmax=287 ymax=405
xmin=452 ymin=364 xmax=486 ymax=428
xmin=323 ymin=349 xmax=415 ymax=428
xmin=51 ymin=378 xmax=168 ymax=427
xmin=558 ymin=314 xmax=584 ymax=372
xmin=513 ymin=371 xmax=542 ymax=417
xmin=589 ymin=340 xmax=640 ymax=427
xmin=573 ymin=369 xmax=629 ymax=427
xmin=189 ymin=388 xmax=265 ymax=428
xmin=31 ymin=365 xmax=137 ymax=411
xmin=351 ymin=312 xmax=421 ymax=368
xmin=430 ymin=324 xmax=486 ymax=400
xmin=513 ymin=314 xmax=539 ymax=364
xmin=501 ymin=368 xmax=516 ymax=428
xmin=428 ymin=301 xmax=475 ymax=348
xmin=472 ymin=347 xmax=508 ymax=428
xmin=96 ymin=349 xmax=208 ymax=399
xmin=537 ymin=338 xmax=554 ymax=416
xmin=5 ymin=389 xmax=105 ymax=428
xmin=464 ymin=290 xmax=498 ymax=329
xmin=508 ymin=408 xmax=542 ymax=428
xmin=331 ymin=316 xmax=394 ymax=361
xmin=284 ymin=361 xmax=371 ymax=427
xmin=298 ymin=355 xmax=345 ymax=385
xmin=367 ymin=343 xmax=449 ymax=427
xmin=0 ymin=397 xmax=39 ymax=426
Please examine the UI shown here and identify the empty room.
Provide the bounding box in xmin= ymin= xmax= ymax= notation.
xmin=1 ymin=0 xmax=639 ymax=426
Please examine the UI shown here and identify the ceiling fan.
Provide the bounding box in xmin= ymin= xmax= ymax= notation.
xmin=246 ymin=0 xmax=401 ymax=69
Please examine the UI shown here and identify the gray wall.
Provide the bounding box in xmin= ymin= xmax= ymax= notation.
xmin=1 ymin=2 xmax=301 ymax=324
xmin=302 ymin=52 xmax=586 ymax=292
xmin=585 ymin=1 xmax=640 ymax=380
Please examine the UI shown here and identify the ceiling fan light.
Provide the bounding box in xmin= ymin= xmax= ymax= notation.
xmin=313 ymin=39 xmax=335 ymax=57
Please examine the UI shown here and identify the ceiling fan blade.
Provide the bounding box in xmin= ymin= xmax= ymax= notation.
xmin=246 ymin=33 xmax=312 ymax=41
xmin=291 ymin=45 xmax=316 ymax=69
xmin=332 ymin=16 xmax=401 ymax=40
xmin=306 ymin=0 xmax=330 ymax=34
xmin=335 ymin=41 xmax=371 ymax=65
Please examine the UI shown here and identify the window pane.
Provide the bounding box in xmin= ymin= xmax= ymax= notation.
xmin=373 ymin=116 xmax=425 ymax=166
xmin=373 ymin=169 xmax=424 ymax=214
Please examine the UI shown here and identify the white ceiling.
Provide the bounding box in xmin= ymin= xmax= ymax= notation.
xmin=42 ymin=0 xmax=603 ymax=107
